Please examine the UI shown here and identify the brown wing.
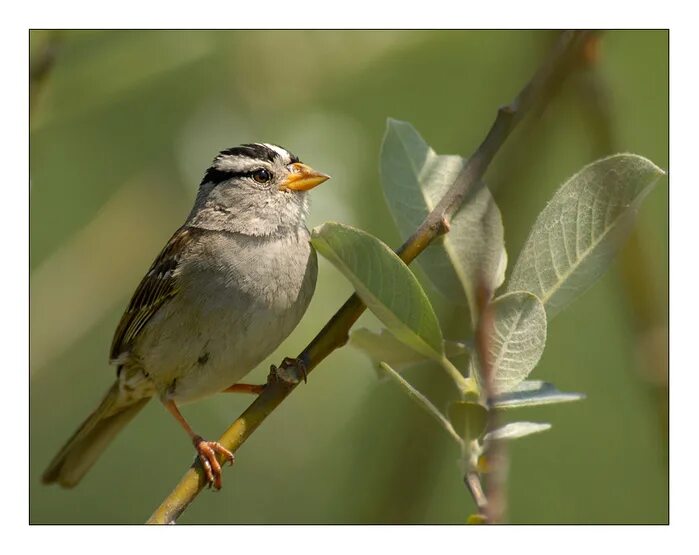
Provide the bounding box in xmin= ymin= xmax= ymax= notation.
xmin=110 ymin=226 xmax=199 ymax=362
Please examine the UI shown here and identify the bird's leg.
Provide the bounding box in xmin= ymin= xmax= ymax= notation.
xmin=222 ymin=383 xmax=266 ymax=395
xmin=162 ymin=399 xmax=234 ymax=490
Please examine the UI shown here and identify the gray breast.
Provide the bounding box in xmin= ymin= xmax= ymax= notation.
xmin=188 ymin=228 xmax=317 ymax=311
xmin=134 ymin=227 xmax=317 ymax=403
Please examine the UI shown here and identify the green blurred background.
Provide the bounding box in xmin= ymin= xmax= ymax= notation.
xmin=30 ymin=30 xmax=668 ymax=524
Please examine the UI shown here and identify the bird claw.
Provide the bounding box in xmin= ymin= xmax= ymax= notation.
xmin=270 ymin=356 xmax=307 ymax=385
xmin=192 ymin=436 xmax=234 ymax=490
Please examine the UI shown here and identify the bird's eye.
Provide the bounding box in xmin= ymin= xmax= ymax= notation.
xmin=252 ymin=168 xmax=272 ymax=183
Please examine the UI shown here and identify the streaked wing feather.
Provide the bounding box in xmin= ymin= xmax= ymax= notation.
xmin=110 ymin=226 xmax=198 ymax=361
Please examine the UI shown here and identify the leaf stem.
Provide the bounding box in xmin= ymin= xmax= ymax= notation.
xmin=381 ymin=362 xmax=463 ymax=445
xmin=440 ymin=356 xmax=476 ymax=395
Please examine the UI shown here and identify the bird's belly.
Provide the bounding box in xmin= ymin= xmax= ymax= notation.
xmin=133 ymin=231 xmax=317 ymax=403
xmin=162 ymin=302 xmax=294 ymax=403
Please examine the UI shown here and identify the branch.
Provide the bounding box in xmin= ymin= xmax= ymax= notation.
xmin=146 ymin=30 xmax=592 ymax=524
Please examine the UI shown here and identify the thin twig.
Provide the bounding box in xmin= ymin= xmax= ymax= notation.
xmin=465 ymin=471 xmax=488 ymax=515
xmin=474 ymin=281 xmax=507 ymax=523
xmin=146 ymin=30 xmax=592 ymax=524
xmin=30 ymin=31 xmax=62 ymax=117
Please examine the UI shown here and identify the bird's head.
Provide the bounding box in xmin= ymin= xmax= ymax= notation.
xmin=187 ymin=143 xmax=330 ymax=236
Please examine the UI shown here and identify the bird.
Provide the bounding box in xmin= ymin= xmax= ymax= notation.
xmin=42 ymin=143 xmax=330 ymax=490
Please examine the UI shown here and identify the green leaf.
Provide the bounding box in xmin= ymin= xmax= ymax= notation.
xmin=379 ymin=362 xmax=461 ymax=444
xmin=311 ymin=222 xmax=444 ymax=359
xmin=470 ymin=291 xmax=547 ymax=394
xmin=483 ymin=422 xmax=552 ymax=442
xmin=492 ymin=380 xmax=585 ymax=409
xmin=350 ymin=328 xmax=469 ymax=376
xmin=507 ymin=154 xmax=665 ymax=318
xmin=447 ymin=401 xmax=488 ymax=442
xmin=351 ymin=328 xmax=427 ymax=372
xmin=380 ymin=119 xmax=507 ymax=324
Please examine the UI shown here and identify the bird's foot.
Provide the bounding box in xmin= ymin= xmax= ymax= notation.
xmin=269 ymin=356 xmax=307 ymax=385
xmin=192 ymin=435 xmax=234 ymax=490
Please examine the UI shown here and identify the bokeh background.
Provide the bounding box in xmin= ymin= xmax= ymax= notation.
xmin=30 ymin=30 xmax=668 ymax=524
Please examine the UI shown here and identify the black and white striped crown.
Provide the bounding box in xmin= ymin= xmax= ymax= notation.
xmin=202 ymin=143 xmax=299 ymax=186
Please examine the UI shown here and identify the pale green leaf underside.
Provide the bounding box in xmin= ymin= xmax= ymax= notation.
xmin=507 ymin=153 xmax=665 ymax=318
xmin=311 ymin=222 xmax=444 ymax=359
xmin=380 ymin=362 xmax=461 ymax=444
xmin=350 ymin=327 xmax=468 ymax=377
xmin=447 ymin=400 xmax=488 ymax=442
xmin=492 ymin=380 xmax=585 ymax=409
xmin=380 ymin=119 xmax=507 ymax=323
xmin=470 ymin=291 xmax=547 ymax=394
xmin=484 ymin=421 xmax=552 ymax=442
xmin=351 ymin=328 xmax=428 ymax=372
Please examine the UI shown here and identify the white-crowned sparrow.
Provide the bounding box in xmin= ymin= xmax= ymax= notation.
xmin=42 ymin=143 xmax=330 ymax=489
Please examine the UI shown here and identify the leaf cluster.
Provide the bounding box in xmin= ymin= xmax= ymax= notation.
xmin=311 ymin=119 xmax=665 ymax=486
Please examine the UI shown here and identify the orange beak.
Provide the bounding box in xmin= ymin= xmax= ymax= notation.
xmin=280 ymin=162 xmax=331 ymax=191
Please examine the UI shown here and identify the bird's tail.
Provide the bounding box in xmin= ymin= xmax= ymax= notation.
xmin=42 ymin=381 xmax=151 ymax=488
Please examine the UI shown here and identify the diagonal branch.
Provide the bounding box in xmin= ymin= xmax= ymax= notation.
xmin=146 ymin=30 xmax=592 ymax=524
